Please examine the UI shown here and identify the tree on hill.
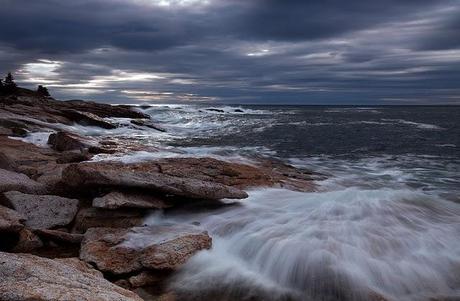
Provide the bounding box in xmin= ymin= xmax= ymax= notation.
xmin=3 ymin=72 xmax=17 ymax=94
xmin=37 ymin=85 xmax=50 ymax=97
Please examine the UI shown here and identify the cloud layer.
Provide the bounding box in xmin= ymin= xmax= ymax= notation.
xmin=1 ymin=0 xmax=459 ymax=104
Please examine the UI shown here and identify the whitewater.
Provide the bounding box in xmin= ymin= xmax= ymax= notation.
xmin=15 ymin=104 xmax=460 ymax=300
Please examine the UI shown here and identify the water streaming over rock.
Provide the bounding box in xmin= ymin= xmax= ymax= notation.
xmin=45 ymin=104 xmax=460 ymax=300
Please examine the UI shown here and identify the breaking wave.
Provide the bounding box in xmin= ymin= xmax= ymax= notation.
xmin=381 ymin=119 xmax=443 ymax=130
xmin=160 ymin=168 xmax=460 ymax=301
xmin=12 ymin=103 xmax=459 ymax=300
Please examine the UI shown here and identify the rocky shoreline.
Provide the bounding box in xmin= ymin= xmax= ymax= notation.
xmin=0 ymin=89 xmax=319 ymax=300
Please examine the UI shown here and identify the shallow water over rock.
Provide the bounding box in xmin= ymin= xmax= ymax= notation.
xmin=157 ymin=185 xmax=460 ymax=301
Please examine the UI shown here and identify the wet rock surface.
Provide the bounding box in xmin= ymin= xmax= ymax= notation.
xmin=80 ymin=225 xmax=212 ymax=274
xmin=0 ymin=90 xmax=318 ymax=300
xmin=156 ymin=157 xmax=317 ymax=191
xmin=131 ymin=119 xmax=167 ymax=132
xmin=72 ymin=207 xmax=146 ymax=233
xmin=59 ymin=109 xmax=117 ymax=129
xmin=58 ymin=99 xmax=149 ymax=119
xmin=62 ymin=161 xmax=249 ymax=200
xmin=48 ymin=131 xmax=99 ymax=152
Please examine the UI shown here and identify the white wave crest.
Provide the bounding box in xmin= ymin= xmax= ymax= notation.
xmin=382 ymin=119 xmax=443 ymax=130
xmin=166 ymin=187 xmax=460 ymax=301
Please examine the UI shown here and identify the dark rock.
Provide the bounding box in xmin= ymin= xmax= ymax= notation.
xmin=0 ymin=153 xmax=14 ymax=171
xmin=0 ymin=127 xmax=11 ymax=135
xmin=61 ymin=100 xmax=150 ymax=119
xmin=34 ymin=229 xmax=84 ymax=244
xmin=35 ymin=164 xmax=67 ymax=193
xmin=11 ymin=228 xmax=43 ymax=252
xmin=114 ymin=279 xmax=132 ymax=290
xmin=0 ymin=168 xmax=47 ymax=194
xmin=59 ymin=109 xmax=117 ymax=129
xmin=205 ymin=108 xmax=225 ymax=113
xmin=0 ymin=119 xmax=28 ymax=137
xmin=0 ymin=252 xmax=143 ymax=301
xmin=72 ymin=207 xmax=146 ymax=233
xmin=48 ymin=131 xmax=112 ymax=154
xmin=127 ymin=271 xmax=165 ymax=288
xmin=80 ymin=224 xmax=212 ymax=274
xmin=10 ymin=127 xmax=28 ymax=137
xmin=48 ymin=131 xmax=96 ymax=151
xmin=368 ymin=291 xmax=391 ymax=301
xmin=133 ymin=289 xmax=176 ymax=301
xmin=130 ymin=119 xmax=166 ymax=132
xmin=114 ymin=271 xmax=168 ymax=290
xmin=155 ymin=292 xmax=176 ymax=301
xmin=3 ymin=191 xmax=79 ymax=229
xmin=56 ymin=150 xmax=92 ymax=164
xmin=0 ymin=204 xmax=25 ymax=233
xmin=0 ymin=118 xmax=29 ymax=131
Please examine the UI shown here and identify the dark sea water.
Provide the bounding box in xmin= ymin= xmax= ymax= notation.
xmin=162 ymin=105 xmax=460 ymax=158
xmin=125 ymin=105 xmax=459 ymax=301
xmin=141 ymin=105 xmax=459 ymax=197
xmin=38 ymin=104 xmax=459 ymax=301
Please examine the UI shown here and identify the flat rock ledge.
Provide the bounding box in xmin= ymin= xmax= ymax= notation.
xmin=2 ymin=191 xmax=79 ymax=229
xmin=62 ymin=161 xmax=248 ymax=200
xmin=72 ymin=208 xmax=146 ymax=233
xmin=34 ymin=229 xmax=84 ymax=244
xmin=48 ymin=131 xmax=114 ymax=154
xmin=93 ymin=191 xmax=172 ymax=209
xmin=59 ymin=109 xmax=117 ymax=129
xmin=0 ymin=168 xmax=47 ymax=194
xmin=80 ymin=224 xmax=212 ymax=274
xmin=0 ymin=252 xmax=142 ymax=301
xmin=0 ymin=91 xmax=321 ymax=301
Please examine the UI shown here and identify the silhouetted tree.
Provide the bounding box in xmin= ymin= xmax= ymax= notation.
xmin=0 ymin=79 xmax=3 ymax=94
xmin=3 ymin=72 xmax=17 ymax=94
xmin=37 ymin=85 xmax=50 ymax=97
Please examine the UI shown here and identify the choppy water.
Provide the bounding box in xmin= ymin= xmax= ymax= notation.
xmin=137 ymin=105 xmax=460 ymax=301
xmin=20 ymin=105 xmax=460 ymax=300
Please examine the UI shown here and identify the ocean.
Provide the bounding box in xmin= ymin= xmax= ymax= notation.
xmin=26 ymin=105 xmax=460 ymax=300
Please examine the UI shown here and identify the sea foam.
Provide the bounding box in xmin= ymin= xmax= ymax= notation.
xmin=165 ymin=187 xmax=460 ymax=301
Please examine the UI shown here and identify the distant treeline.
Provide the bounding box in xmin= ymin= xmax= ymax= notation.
xmin=0 ymin=72 xmax=50 ymax=97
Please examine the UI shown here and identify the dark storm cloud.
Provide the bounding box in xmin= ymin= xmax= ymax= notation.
xmin=0 ymin=0 xmax=194 ymax=53
xmin=416 ymin=7 xmax=460 ymax=50
xmin=0 ymin=0 xmax=459 ymax=104
xmin=233 ymin=0 xmax=442 ymax=41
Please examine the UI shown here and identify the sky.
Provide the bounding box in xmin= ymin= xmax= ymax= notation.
xmin=0 ymin=0 xmax=459 ymax=104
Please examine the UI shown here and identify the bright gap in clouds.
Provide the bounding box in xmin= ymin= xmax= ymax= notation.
xmin=132 ymin=0 xmax=210 ymax=7
xmin=17 ymin=59 xmax=62 ymax=85
xmin=247 ymin=49 xmax=270 ymax=57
